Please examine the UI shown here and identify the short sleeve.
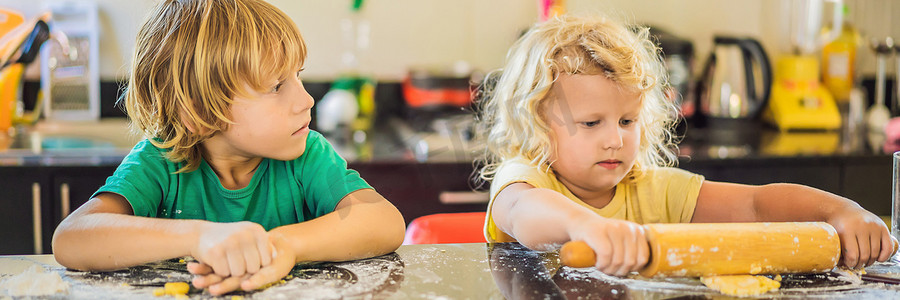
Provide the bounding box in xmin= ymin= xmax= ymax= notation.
xmin=92 ymin=140 xmax=171 ymax=217
xmin=660 ymin=168 xmax=705 ymax=222
xmin=485 ymin=158 xmax=554 ymax=243
xmin=295 ymin=131 xmax=373 ymax=218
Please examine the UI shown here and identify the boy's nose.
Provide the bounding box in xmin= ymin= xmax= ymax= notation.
xmin=294 ymin=92 xmax=314 ymax=114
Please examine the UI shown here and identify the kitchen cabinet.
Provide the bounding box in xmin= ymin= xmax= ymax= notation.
xmin=0 ymin=167 xmax=52 ymax=255
xmin=0 ymin=166 xmax=116 ymax=255
xmin=680 ymin=155 xmax=891 ymax=216
xmin=352 ymin=162 xmax=489 ymax=225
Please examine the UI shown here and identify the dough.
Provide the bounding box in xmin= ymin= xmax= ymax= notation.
xmin=700 ymin=275 xmax=780 ymax=297
xmin=0 ymin=265 xmax=69 ymax=296
xmin=152 ymin=282 xmax=190 ymax=298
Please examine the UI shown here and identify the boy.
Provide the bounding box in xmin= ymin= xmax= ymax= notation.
xmin=52 ymin=0 xmax=405 ymax=295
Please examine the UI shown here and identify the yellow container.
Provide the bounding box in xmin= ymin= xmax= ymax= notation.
xmin=821 ymin=22 xmax=860 ymax=102
xmin=0 ymin=63 xmax=24 ymax=132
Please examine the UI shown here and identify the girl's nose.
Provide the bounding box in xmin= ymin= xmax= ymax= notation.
xmin=601 ymin=126 xmax=624 ymax=150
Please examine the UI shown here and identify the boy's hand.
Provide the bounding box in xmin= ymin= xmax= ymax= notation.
xmin=191 ymin=221 xmax=274 ymax=278
xmin=190 ymin=233 xmax=296 ymax=296
xmin=827 ymin=208 xmax=897 ymax=269
xmin=568 ymin=216 xmax=649 ymax=276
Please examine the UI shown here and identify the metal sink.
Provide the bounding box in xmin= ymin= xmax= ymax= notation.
xmin=0 ymin=119 xmax=139 ymax=160
xmin=40 ymin=136 xmax=117 ymax=150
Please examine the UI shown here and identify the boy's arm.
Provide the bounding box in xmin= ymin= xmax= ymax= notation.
xmin=692 ymin=181 xmax=895 ymax=268
xmin=268 ymin=188 xmax=405 ymax=263
xmin=190 ymin=188 xmax=406 ymax=295
xmin=52 ymin=193 xmax=204 ymax=270
xmin=491 ymin=182 xmax=649 ymax=276
xmin=53 ymin=193 xmax=273 ymax=275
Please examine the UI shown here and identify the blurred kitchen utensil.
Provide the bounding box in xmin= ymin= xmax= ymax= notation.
xmin=866 ymin=37 xmax=893 ymax=133
xmin=649 ymin=26 xmax=694 ymax=118
xmin=697 ymin=36 xmax=772 ymax=121
xmin=765 ymin=0 xmax=845 ymax=131
xmin=402 ymin=63 xmax=473 ymax=110
xmin=40 ymin=0 xmax=100 ymax=121
xmin=893 ymin=151 xmax=900 ymax=243
xmin=791 ymin=0 xmax=843 ymax=55
xmin=0 ymin=16 xmax=50 ymax=132
xmin=0 ymin=8 xmax=25 ymax=67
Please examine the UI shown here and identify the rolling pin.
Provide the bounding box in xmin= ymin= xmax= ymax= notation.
xmin=559 ymin=222 xmax=842 ymax=277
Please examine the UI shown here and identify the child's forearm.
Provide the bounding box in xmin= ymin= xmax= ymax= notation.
xmin=269 ymin=192 xmax=405 ymax=263
xmin=751 ymin=183 xmax=863 ymax=222
xmin=494 ymin=186 xmax=598 ymax=250
xmin=52 ymin=213 xmax=207 ymax=271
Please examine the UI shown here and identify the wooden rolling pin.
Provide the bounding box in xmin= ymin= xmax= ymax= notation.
xmin=560 ymin=222 xmax=842 ymax=277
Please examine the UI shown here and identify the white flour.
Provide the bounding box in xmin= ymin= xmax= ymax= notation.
xmin=0 ymin=264 xmax=69 ymax=296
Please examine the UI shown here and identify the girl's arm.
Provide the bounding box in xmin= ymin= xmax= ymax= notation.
xmin=491 ymin=182 xmax=648 ymax=276
xmin=691 ymin=181 xmax=895 ymax=268
xmin=52 ymin=193 xmax=273 ymax=275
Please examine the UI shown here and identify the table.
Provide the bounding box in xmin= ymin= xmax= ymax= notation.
xmin=2 ymin=243 xmax=900 ymax=299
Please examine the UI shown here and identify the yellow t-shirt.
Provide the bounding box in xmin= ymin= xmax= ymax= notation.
xmin=484 ymin=157 xmax=705 ymax=243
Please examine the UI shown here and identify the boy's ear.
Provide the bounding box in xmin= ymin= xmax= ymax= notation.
xmin=178 ymin=107 xmax=209 ymax=135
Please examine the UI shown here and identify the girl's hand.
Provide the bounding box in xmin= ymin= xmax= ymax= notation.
xmin=190 ymin=221 xmax=274 ymax=278
xmin=827 ymin=208 xmax=897 ymax=269
xmin=568 ymin=216 xmax=649 ymax=276
xmin=189 ymin=233 xmax=296 ymax=296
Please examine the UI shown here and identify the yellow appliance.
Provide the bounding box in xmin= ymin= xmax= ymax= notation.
xmin=764 ymin=55 xmax=841 ymax=131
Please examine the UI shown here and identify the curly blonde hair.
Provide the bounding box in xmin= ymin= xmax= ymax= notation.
xmin=475 ymin=14 xmax=679 ymax=183
xmin=124 ymin=0 xmax=306 ymax=173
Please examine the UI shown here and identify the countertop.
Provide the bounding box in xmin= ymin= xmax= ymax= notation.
xmin=3 ymin=243 xmax=900 ymax=299
xmin=0 ymin=118 xmax=894 ymax=167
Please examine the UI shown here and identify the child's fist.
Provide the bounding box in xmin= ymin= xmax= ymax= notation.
xmin=191 ymin=221 xmax=274 ymax=278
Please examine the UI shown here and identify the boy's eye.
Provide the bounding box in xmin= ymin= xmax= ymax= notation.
xmin=270 ymin=82 xmax=284 ymax=93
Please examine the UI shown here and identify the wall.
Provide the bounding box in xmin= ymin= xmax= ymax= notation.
xmin=2 ymin=0 xmax=898 ymax=82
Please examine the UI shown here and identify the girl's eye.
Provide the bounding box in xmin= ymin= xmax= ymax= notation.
xmin=620 ymin=119 xmax=635 ymax=126
xmin=581 ymin=121 xmax=600 ymax=127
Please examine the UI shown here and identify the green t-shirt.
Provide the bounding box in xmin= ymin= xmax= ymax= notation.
xmin=93 ymin=130 xmax=372 ymax=230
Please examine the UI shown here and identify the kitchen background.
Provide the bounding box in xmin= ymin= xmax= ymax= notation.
xmin=1 ymin=0 xmax=898 ymax=81
xmin=1 ymin=0 xmax=900 ymax=254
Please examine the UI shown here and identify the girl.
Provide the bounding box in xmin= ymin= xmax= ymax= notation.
xmin=52 ymin=0 xmax=405 ymax=295
xmin=476 ymin=14 xmax=894 ymax=277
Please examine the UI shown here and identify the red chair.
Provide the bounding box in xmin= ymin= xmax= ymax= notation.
xmin=403 ymin=212 xmax=487 ymax=244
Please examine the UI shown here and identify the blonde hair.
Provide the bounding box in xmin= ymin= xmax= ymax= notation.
xmin=124 ymin=0 xmax=306 ymax=173
xmin=475 ymin=14 xmax=678 ymax=182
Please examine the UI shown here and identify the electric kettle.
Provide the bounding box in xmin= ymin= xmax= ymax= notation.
xmin=697 ymin=36 xmax=772 ymax=121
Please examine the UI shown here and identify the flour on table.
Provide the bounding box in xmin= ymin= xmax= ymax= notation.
xmin=0 ymin=264 xmax=69 ymax=296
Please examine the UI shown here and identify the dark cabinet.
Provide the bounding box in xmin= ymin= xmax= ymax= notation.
xmin=0 ymin=153 xmax=891 ymax=254
xmin=0 ymin=166 xmax=116 ymax=255
xmin=680 ymin=155 xmax=892 ymax=216
xmin=0 ymin=167 xmax=52 ymax=255
xmin=50 ymin=167 xmax=117 ymax=224
xmin=352 ymin=162 xmax=488 ymax=225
